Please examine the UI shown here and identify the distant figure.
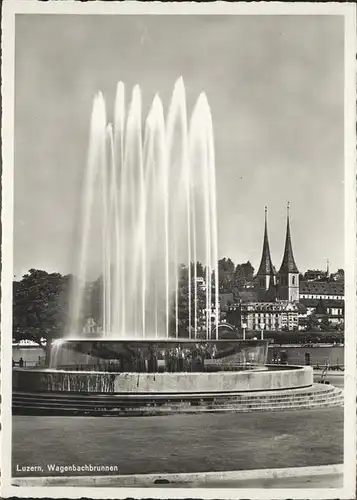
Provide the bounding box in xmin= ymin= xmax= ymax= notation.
xmin=280 ymin=351 xmax=288 ymax=365
xmin=18 ymin=357 xmax=24 ymax=368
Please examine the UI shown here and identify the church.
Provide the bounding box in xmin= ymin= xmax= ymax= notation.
xmin=255 ymin=203 xmax=299 ymax=302
xmin=227 ymin=204 xmax=302 ymax=332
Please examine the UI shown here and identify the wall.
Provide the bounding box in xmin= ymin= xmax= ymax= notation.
xmin=13 ymin=365 xmax=313 ymax=394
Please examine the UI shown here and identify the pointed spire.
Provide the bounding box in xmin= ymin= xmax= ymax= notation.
xmin=256 ymin=206 xmax=276 ymax=277
xmin=279 ymin=202 xmax=299 ymax=274
xmin=326 ymin=259 xmax=330 ymax=276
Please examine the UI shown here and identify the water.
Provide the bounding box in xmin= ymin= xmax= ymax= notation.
xmin=267 ymin=346 xmax=344 ymax=366
xmin=12 ymin=347 xmax=44 ymax=367
xmin=69 ymin=78 xmax=219 ymax=341
xmin=14 ymin=346 xmax=345 ymax=369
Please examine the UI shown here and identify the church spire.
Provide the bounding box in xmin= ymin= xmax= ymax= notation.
xmin=279 ymin=202 xmax=299 ymax=274
xmin=256 ymin=206 xmax=275 ymax=276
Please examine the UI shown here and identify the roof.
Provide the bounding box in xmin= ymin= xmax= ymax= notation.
xmin=299 ymin=281 xmax=344 ymax=296
xmin=237 ymin=301 xmax=300 ymax=312
xmin=300 ymin=298 xmax=345 ymax=309
xmin=278 ymin=206 xmax=299 ymax=274
xmin=256 ymin=207 xmax=276 ymax=277
xmin=295 ymin=302 xmax=308 ymax=313
xmin=304 ymin=270 xmax=327 ymax=279
xmin=235 ymin=289 xmax=259 ymax=303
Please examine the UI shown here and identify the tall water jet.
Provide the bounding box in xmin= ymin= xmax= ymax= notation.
xmin=69 ymin=78 xmax=220 ymax=340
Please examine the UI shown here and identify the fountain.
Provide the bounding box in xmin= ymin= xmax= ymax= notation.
xmin=45 ymin=77 xmax=269 ymax=380
xmin=13 ymin=79 xmax=341 ymax=416
xmin=69 ymin=77 xmax=219 ymax=341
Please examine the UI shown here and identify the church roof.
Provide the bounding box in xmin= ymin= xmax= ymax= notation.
xmin=278 ymin=204 xmax=299 ymax=274
xmin=256 ymin=207 xmax=276 ymax=277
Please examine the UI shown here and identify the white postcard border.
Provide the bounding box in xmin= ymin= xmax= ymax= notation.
xmin=1 ymin=1 xmax=356 ymax=499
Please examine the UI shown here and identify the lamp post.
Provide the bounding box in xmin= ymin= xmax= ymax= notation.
xmin=242 ymin=322 xmax=247 ymax=341
xmin=260 ymin=322 xmax=265 ymax=341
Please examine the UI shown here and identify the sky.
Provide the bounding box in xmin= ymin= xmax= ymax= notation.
xmin=13 ymin=14 xmax=344 ymax=278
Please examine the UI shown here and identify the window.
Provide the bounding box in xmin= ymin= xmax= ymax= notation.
xmin=292 ymin=276 xmax=296 ymax=285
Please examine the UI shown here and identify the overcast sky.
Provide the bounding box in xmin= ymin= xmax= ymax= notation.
xmin=14 ymin=14 xmax=344 ymax=278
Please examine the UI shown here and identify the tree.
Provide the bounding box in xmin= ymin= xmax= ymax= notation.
xmin=13 ymin=269 xmax=73 ymax=361
xmin=241 ymin=261 xmax=254 ymax=282
xmin=190 ymin=261 xmax=204 ymax=278
xmin=330 ymin=269 xmax=344 ymax=282
xmin=218 ymin=258 xmax=235 ymax=274
xmin=320 ymin=317 xmax=333 ymax=332
xmin=305 ymin=313 xmax=320 ymax=331
xmin=89 ymin=276 xmax=104 ymax=327
xmin=233 ymin=261 xmax=255 ymax=289
xmin=170 ymin=264 xmax=208 ymax=337
xmin=218 ymin=258 xmax=235 ymax=293
xmin=234 ymin=265 xmax=245 ymax=289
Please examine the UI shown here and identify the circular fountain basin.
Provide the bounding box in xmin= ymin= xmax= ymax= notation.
xmin=13 ymin=364 xmax=313 ymax=394
xmin=12 ymin=339 xmax=313 ymax=394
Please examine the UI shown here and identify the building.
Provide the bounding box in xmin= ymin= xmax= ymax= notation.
xmin=303 ymin=269 xmax=328 ymax=281
xmin=299 ymin=281 xmax=344 ymax=301
xmin=227 ymin=301 xmax=301 ymax=332
xmin=227 ymin=204 xmax=344 ymax=333
xmin=226 ymin=204 xmax=301 ymax=332
xmin=298 ymin=272 xmax=344 ymax=329
xmin=299 ymin=298 xmax=344 ymax=327
xmin=193 ymin=276 xmax=207 ymax=291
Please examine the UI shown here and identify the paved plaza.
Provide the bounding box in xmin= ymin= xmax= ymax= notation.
xmin=13 ymin=408 xmax=343 ymax=478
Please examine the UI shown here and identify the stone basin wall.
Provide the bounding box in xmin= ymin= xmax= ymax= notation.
xmin=13 ymin=365 xmax=313 ymax=394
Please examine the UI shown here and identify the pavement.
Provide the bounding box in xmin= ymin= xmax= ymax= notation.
xmin=313 ymin=370 xmax=344 ymax=389
xmin=12 ymin=464 xmax=344 ymax=488
xmin=12 ymin=408 xmax=343 ymax=490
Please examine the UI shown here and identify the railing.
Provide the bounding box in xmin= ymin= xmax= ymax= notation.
xmin=13 ymin=356 xmax=46 ymax=368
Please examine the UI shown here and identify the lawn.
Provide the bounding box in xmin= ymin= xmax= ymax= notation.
xmin=12 ymin=408 xmax=343 ymax=477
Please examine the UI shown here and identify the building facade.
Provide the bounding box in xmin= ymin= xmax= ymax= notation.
xmin=227 ymin=301 xmax=300 ymax=332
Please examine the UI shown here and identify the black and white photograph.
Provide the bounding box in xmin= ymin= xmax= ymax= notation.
xmin=1 ymin=1 xmax=356 ymax=498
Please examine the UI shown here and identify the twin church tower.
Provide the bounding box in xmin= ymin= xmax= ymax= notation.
xmin=255 ymin=203 xmax=299 ymax=303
